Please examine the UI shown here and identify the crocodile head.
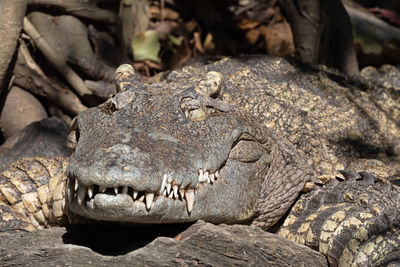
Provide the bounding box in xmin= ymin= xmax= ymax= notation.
xmin=65 ymin=65 xmax=300 ymax=225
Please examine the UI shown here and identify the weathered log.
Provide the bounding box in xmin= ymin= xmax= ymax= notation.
xmin=22 ymin=17 xmax=91 ymax=97
xmin=85 ymin=80 xmax=116 ymax=99
xmin=344 ymin=1 xmax=400 ymax=47
xmin=0 ymin=221 xmax=328 ymax=266
xmin=27 ymin=0 xmax=119 ymax=24
xmin=14 ymin=49 xmax=87 ymax=115
xmin=284 ymin=0 xmax=359 ymax=75
xmin=0 ymin=0 xmax=27 ymax=108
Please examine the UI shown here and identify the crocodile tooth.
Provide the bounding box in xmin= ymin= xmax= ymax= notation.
xmin=160 ymin=174 xmax=167 ymax=194
xmin=138 ymin=195 xmax=145 ymax=202
xmin=185 ymin=189 xmax=195 ymax=213
xmin=168 ymin=191 xmax=174 ymax=199
xmin=163 ymin=189 xmax=167 ymax=196
xmin=166 ymin=183 xmax=172 ymax=195
xmin=204 ymin=171 xmax=210 ymax=183
xmin=74 ymin=179 xmax=79 ymax=191
xmin=77 ymin=186 xmax=86 ymax=205
xmin=114 ymin=187 xmax=118 ymax=195
xmin=145 ymin=193 xmax=154 ymax=210
xmin=210 ymin=173 xmax=215 ymax=183
xmin=87 ymin=186 xmax=94 ymax=198
xmin=179 ymin=189 xmax=185 ymax=199
xmin=99 ymin=186 xmax=106 ymax=193
xmin=133 ymin=191 xmax=138 ymax=199
xmin=167 ymin=174 xmax=173 ymax=183
xmin=198 ymin=169 xmax=204 ymax=182
xmin=215 ymin=170 xmax=220 ymax=179
xmin=122 ymin=186 xmax=128 ymax=194
xmin=173 ymin=185 xmax=178 ymax=199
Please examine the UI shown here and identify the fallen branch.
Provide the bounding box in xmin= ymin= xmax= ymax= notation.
xmin=68 ymin=55 xmax=115 ymax=82
xmin=18 ymin=39 xmax=45 ymax=77
xmin=14 ymin=44 xmax=87 ymax=115
xmin=27 ymin=0 xmax=119 ymax=24
xmin=14 ymin=63 xmax=87 ymax=115
xmin=22 ymin=17 xmax=91 ymax=97
xmin=344 ymin=2 xmax=400 ymax=47
xmin=85 ymin=80 xmax=116 ymax=99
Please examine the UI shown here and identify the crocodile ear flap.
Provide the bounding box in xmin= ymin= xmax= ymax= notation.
xmin=114 ymin=64 xmax=147 ymax=95
xmin=195 ymin=71 xmax=223 ymax=98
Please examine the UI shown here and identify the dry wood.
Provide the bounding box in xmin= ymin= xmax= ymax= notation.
xmin=85 ymin=80 xmax=116 ymax=99
xmin=14 ymin=46 xmax=87 ymax=115
xmin=119 ymin=0 xmax=150 ymax=54
xmin=22 ymin=17 xmax=91 ymax=97
xmin=68 ymin=55 xmax=115 ymax=82
xmin=13 ymin=63 xmax=87 ymax=115
xmin=27 ymin=0 xmax=119 ymax=24
xmin=0 ymin=0 xmax=27 ymax=104
xmin=18 ymin=39 xmax=45 ymax=77
xmin=344 ymin=2 xmax=400 ymax=46
xmin=284 ymin=0 xmax=359 ymax=75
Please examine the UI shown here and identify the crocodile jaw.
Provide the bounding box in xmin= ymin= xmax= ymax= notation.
xmin=66 ymin=158 xmax=262 ymax=224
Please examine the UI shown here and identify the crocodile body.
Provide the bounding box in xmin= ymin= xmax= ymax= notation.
xmin=169 ymin=56 xmax=400 ymax=179
xmin=278 ymin=173 xmax=400 ymax=266
xmin=0 ymin=56 xmax=399 ymax=265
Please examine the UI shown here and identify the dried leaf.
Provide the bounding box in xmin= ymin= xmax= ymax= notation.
xmin=185 ymin=20 xmax=198 ymax=33
xmin=162 ymin=8 xmax=180 ymax=21
xmin=237 ymin=18 xmax=260 ymax=30
xmin=203 ymin=33 xmax=215 ymax=52
xmin=194 ymin=32 xmax=204 ymax=53
xmin=246 ymin=29 xmax=260 ymax=45
xmin=259 ymin=21 xmax=294 ymax=56
xmin=132 ymin=30 xmax=161 ymax=62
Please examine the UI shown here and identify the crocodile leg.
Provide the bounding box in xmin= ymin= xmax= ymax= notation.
xmin=0 ymin=157 xmax=68 ymax=233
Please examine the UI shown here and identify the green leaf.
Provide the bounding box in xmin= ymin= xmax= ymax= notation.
xmin=168 ymin=34 xmax=182 ymax=47
xmin=132 ymin=30 xmax=160 ymax=62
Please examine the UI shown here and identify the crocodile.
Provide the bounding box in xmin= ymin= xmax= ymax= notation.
xmin=66 ymin=63 xmax=315 ymax=228
xmin=0 ymin=56 xmax=399 ymax=265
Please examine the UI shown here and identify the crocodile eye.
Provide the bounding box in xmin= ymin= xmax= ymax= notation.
xmin=180 ymin=71 xmax=224 ymax=122
xmin=180 ymin=97 xmax=217 ymax=122
xmin=66 ymin=117 xmax=80 ymax=152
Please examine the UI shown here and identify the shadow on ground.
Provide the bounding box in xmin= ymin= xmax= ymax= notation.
xmin=62 ymin=223 xmax=193 ymax=255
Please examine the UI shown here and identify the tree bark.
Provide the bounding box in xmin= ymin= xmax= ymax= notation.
xmin=0 ymin=0 xmax=27 ymax=109
xmin=22 ymin=17 xmax=91 ymax=97
xmin=284 ymin=0 xmax=359 ymax=75
xmin=27 ymin=0 xmax=119 ymax=24
xmin=284 ymin=0 xmax=322 ymax=65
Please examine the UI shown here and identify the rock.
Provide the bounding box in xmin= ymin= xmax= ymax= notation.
xmin=0 ymin=86 xmax=47 ymax=139
xmin=0 ymin=221 xmax=327 ymax=266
